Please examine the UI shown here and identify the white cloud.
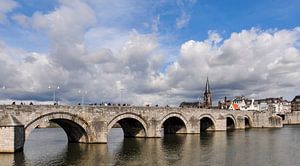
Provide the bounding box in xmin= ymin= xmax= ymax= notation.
xmin=175 ymin=0 xmax=196 ymax=29
xmin=29 ymin=0 xmax=97 ymax=71
xmin=2 ymin=0 xmax=300 ymax=106
xmin=176 ymin=11 xmax=190 ymax=29
xmin=166 ymin=28 xmax=300 ymax=101
xmin=2 ymin=26 xmax=300 ymax=105
xmin=11 ymin=14 xmax=30 ymax=27
xmin=0 ymin=0 xmax=18 ymax=23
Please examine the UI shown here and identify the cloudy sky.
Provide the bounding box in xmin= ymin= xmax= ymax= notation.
xmin=0 ymin=0 xmax=300 ymax=105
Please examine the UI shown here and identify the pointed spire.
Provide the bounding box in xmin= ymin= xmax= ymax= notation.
xmin=205 ymin=77 xmax=211 ymax=94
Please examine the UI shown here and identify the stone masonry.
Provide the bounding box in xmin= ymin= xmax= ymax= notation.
xmin=0 ymin=105 xmax=284 ymax=153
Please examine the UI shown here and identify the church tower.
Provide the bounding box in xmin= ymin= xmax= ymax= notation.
xmin=203 ymin=77 xmax=212 ymax=108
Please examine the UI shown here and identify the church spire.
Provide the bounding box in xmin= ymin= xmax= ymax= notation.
xmin=205 ymin=77 xmax=211 ymax=94
xmin=203 ymin=77 xmax=212 ymax=109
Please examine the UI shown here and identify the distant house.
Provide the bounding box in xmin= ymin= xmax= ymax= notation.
xmin=254 ymin=97 xmax=286 ymax=113
xmin=291 ymin=96 xmax=300 ymax=112
xmin=227 ymin=96 xmax=290 ymax=113
xmin=179 ymin=102 xmax=200 ymax=108
xmin=282 ymin=100 xmax=291 ymax=113
xmin=218 ymin=96 xmax=232 ymax=109
xmin=228 ymin=96 xmax=257 ymax=111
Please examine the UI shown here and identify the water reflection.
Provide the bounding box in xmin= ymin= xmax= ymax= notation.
xmin=0 ymin=153 xmax=24 ymax=166
xmin=2 ymin=126 xmax=300 ymax=165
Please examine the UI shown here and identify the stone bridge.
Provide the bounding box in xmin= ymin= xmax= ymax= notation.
xmin=0 ymin=105 xmax=282 ymax=153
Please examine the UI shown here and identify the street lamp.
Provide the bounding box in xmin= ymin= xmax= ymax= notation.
xmin=165 ymin=93 xmax=170 ymax=106
xmin=1 ymin=86 xmax=5 ymax=103
xmin=119 ymin=88 xmax=124 ymax=104
xmin=48 ymin=85 xmax=60 ymax=104
xmin=78 ymin=90 xmax=87 ymax=105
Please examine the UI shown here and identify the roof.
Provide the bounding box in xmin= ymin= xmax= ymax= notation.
xmin=179 ymin=102 xmax=200 ymax=108
xmin=0 ymin=114 xmax=23 ymax=127
xmin=292 ymin=96 xmax=300 ymax=102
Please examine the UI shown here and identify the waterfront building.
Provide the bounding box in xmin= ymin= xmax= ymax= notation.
xmin=254 ymin=97 xmax=285 ymax=113
xmin=228 ymin=96 xmax=246 ymax=110
xmin=226 ymin=96 xmax=290 ymax=113
xmin=228 ymin=96 xmax=258 ymax=111
xmin=218 ymin=96 xmax=232 ymax=109
xmin=291 ymin=96 xmax=300 ymax=112
xmin=282 ymin=100 xmax=291 ymax=113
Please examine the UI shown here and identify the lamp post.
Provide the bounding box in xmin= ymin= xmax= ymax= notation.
xmin=101 ymin=92 xmax=106 ymax=105
xmin=119 ymin=88 xmax=124 ymax=104
xmin=78 ymin=90 xmax=87 ymax=105
xmin=2 ymin=86 xmax=5 ymax=95
xmin=1 ymin=86 xmax=5 ymax=102
xmin=48 ymin=85 xmax=60 ymax=104
xmin=165 ymin=93 xmax=170 ymax=106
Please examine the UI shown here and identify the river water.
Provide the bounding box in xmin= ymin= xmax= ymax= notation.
xmin=1 ymin=126 xmax=300 ymax=166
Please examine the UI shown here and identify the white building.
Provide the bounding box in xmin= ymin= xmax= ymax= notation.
xmin=228 ymin=96 xmax=290 ymax=113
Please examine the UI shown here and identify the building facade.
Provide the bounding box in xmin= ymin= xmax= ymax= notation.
xmin=226 ymin=96 xmax=291 ymax=113
xmin=291 ymin=96 xmax=300 ymax=112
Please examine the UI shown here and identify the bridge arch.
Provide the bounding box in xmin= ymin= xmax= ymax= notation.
xmin=107 ymin=113 xmax=148 ymax=137
xmin=159 ymin=113 xmax=188 ymax=134
xmin=244 ymin=115 xmax=252 ymax=128
xmin=199 ymin=114 xmax=216 ymax=131
xmin=226 ymin=114 xmax=237 ymax=130
xmin=25 ymin=112 xmax=90 ymax=143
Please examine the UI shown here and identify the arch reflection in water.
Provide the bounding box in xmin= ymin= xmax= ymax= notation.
xmin=108 ymin=127 xmax=162 ymax=165
xmin=3 ymin=126 xmax=300 ymax=165
xmin=25 ymin=128 xmax=111 ymax=166
xmin=0 ymin=151 xmax=25 ymax=166
xmin=112 ymin=130 xmax=189 ymax=165
xmin=64 ymin=143 xmax=110 ymax=165
xmin=161 ymin=134 xmax=187 ymax=165
xmin=24 ymin=128 xmax=68 ymax=165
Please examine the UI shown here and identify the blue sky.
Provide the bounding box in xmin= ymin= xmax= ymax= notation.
xmin=0 ymin=0 xmax=300 ymax=105
xmin=3 ymin=0 xmax=300 ymax=53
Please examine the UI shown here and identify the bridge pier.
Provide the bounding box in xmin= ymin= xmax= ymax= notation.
xmin=215 ymin=117 xmax=227 ymax=131
xmin=90 ymin=121 xmax=108 ymax=143
xmin=147 ymin=119 xmax=162 ymax=138
xmin=0 ymin=115 xmax=25 ymax=153
xmin=236 ymin=116 xmax=246 ymax=129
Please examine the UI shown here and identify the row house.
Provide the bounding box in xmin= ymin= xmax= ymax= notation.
xmin=291 ymin=96 xmax=300 ymax=112
xmin=224 ymin=96 xmax=291 ymax=113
